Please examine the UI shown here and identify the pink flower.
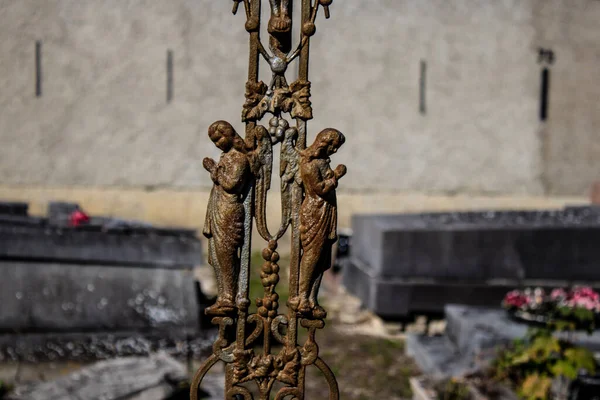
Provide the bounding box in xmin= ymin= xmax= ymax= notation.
xmin=551 ymin=288 xmax=567 ymax=300
xmin=566 ymin=294 xmax=600 ymax=310
xmin=503 ymin=286 xmax=600 ymax=314
xmin=571 ymin=286 xmax=599 ymax=301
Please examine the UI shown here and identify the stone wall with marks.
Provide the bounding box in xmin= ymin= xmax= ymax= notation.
xmin=0 ymin=0 xmax=598 ymax=196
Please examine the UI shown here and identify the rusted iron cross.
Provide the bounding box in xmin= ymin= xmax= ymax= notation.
xmin=191 ymin=1 xmax=344 ymax=398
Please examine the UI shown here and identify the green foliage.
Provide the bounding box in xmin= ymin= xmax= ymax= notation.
xmin=561 ymin=348 xmax=596 ymax=377
xmin=551 ymin=306 xmax=597 ymax=334
xmin=359 ymin=338 xmax=404 ymax=355
xmin=549 ymin=319 xmax=577 ymax=332
xmin=434 ymin=378 xmax=471 ymax=400
xmin=492 ymin=327 xmax=597 ymax=400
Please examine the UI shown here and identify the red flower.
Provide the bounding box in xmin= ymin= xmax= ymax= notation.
xmin=503 ymin=290 xmax=529 ymax=309
xmin=69 ymin=210 xmax=90 ymax=227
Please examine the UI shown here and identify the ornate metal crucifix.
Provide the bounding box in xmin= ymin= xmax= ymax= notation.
xmin=191 ymin=1 xmax=344 ymax=398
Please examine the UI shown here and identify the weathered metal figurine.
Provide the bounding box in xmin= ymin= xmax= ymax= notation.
xmin=292 ymin=129 xmax=346 ymax=319
xmin=192 ymin=1 xmax=343 ymax=398
xmin=203 ymin=120 xmax=251 ymax=315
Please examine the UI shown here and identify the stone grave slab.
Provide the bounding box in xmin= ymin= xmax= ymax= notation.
xmin=6 ymin=352 xmax=192 ymax=400
xmin=0 ymin=202 xmax=28 ymax=216
xmin=446 ymin=304 xmax=600 ymax=353
xmin=0 ymin=201 xmax=209 ymax=364
xmin=342 ymin=257 xmax=520 ymax=318
xmin=0 ymin=225 xmax=202 ymax=269
xmin=405 ymin=334 xmax=474 ymax=380
xmin=344 ymin=206 xmax=600 ymax=317
xmin=406 ymin=304 xmax=600 ymax=380
xmin=0 ymin=329 xmax=215 ymax=362
xmin=0 ymin=262 xmax=199 ymax=333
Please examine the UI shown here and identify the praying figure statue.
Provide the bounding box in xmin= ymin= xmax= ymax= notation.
xmin=203 ymin=121 xmax=251 ymax=315
xmin=291 ymin=128 xmax=346 ymax=319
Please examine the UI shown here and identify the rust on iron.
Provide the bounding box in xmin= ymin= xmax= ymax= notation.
xmin=191 ymin=1 xmax=344 ymax=399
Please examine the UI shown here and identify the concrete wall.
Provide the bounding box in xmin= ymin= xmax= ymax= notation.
xmin=0 ymin=0 xmax=598 ymax=231
xmin=531 ymin=0 xmax=600 ymax=194
xmin=0 ymin=0 xmax=246 ymax=189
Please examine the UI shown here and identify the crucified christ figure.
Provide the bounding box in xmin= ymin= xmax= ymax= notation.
xmin=268 ymin=0 xmax=292 ymax=34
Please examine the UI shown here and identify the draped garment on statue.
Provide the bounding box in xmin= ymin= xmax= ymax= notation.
xmin=203 ymin=187 xmax=245 ymax=267
xmin=203 ymin=150 xmax=249 ymax=274
xmin=299 ymin=158 xmax=338 ymax=265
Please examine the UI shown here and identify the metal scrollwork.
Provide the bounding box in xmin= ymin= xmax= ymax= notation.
xmin=192 ymin=1 xmax=344 ymax=399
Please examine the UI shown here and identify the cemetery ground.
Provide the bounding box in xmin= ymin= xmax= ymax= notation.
xmin=7 ymin=247 xmax=589 ymax=399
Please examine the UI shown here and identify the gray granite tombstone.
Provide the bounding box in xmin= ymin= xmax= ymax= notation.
xmin=0 ymin=201 xmax=207 ymax=362
xmin=343 ymin=206 xmax=600 ymax=318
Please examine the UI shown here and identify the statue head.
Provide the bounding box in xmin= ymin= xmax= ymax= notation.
xmin=208 ymin=121 xmax=235 ymax=152
xmin=208 ymin=121 xmax=247 ymax=153
xmin=305 ymin=128 xmax=345 ymax=159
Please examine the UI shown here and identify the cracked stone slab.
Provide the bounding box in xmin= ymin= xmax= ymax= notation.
xmin=7 ymin=352 xmax=187 ymax=400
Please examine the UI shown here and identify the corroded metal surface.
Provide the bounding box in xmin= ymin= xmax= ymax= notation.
xmin=191 ymin=1 xmax=343 ymax=399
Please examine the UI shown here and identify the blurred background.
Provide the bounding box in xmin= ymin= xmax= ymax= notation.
xmin=1 ymin=0 xmax=598 ymax=231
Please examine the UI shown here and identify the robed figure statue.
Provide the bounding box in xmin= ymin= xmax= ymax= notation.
xmin=203 ymin=120 xmax=252 ymax=315
xmin=291 ymin=128 xmax=346 ymax=319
